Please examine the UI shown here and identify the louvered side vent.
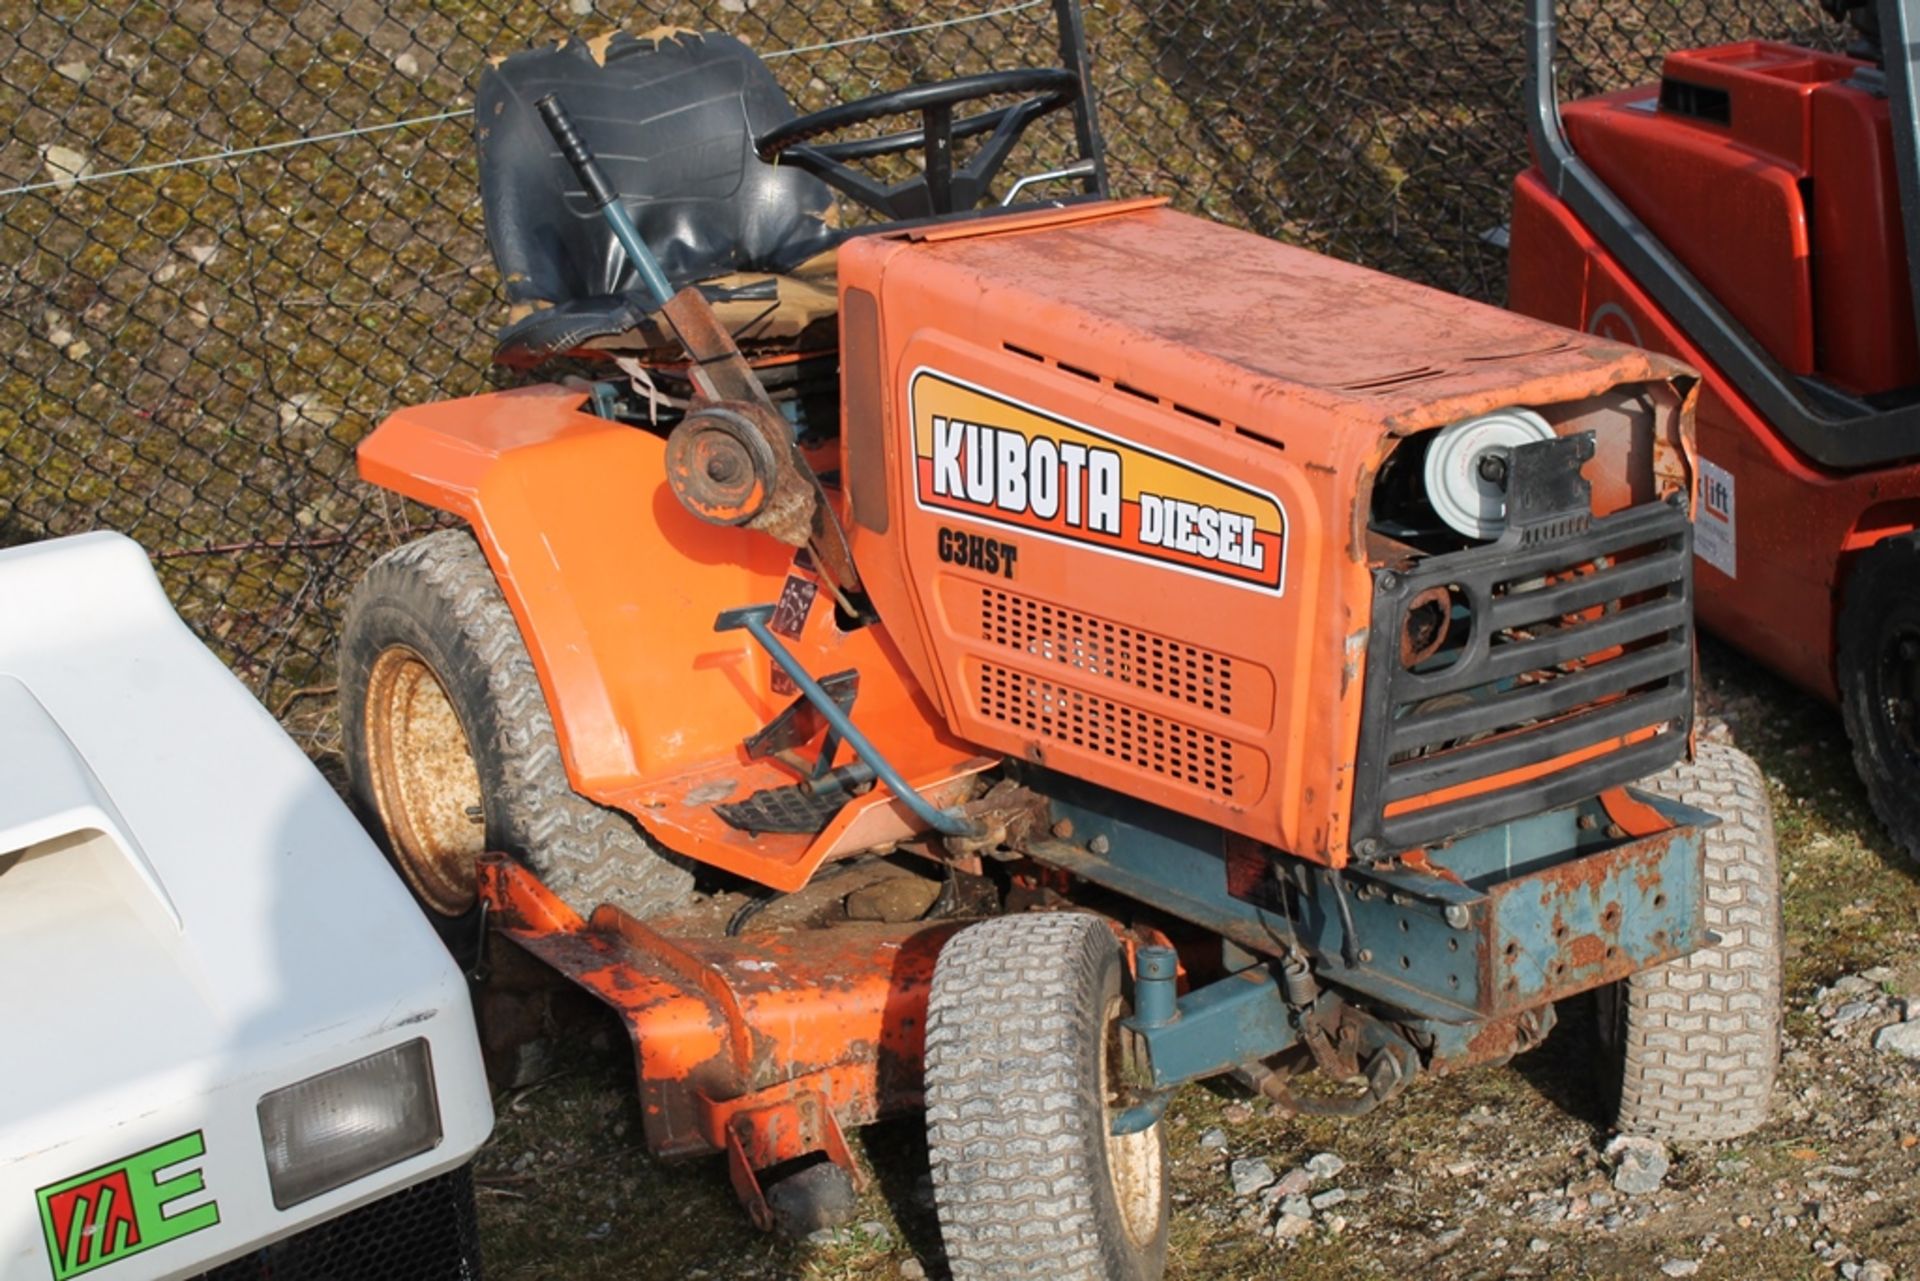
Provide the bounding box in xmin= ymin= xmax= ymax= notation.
xmin=979 ymin=588 xmax=1234 ymax=716
xmin=976 ymin=662 xmax=1238 ymax=798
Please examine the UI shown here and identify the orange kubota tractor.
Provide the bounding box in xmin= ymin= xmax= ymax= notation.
xmin=339 ymin=2 xmax=1782 ymax=1271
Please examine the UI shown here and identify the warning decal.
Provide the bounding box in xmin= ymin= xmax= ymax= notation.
xmin=909 ymin=368 xmax=1287 ymax=593
xmin=1695 ymin=456 xmax=1736 ymax=578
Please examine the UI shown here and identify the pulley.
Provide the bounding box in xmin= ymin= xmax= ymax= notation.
xmin=1422 ymin=407 xmax=1555 ymax=540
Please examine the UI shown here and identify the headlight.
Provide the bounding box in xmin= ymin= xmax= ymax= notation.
xmin=257 ymin=1039 xmax=442 ymax=1209
xmin=1422 ymin=407 xmax=1554 ymax=540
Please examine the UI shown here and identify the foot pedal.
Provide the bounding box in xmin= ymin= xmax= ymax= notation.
xmin=716 ymin=763 xmax=876 ymax=835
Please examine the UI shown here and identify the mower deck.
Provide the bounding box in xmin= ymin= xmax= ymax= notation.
xmin=476 ymin=856 xmax=957 ymax=1228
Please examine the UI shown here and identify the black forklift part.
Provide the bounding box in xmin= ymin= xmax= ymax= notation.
xmin=715 ymin=762 xmax=879 ymax=835
xmin=754 ymin=68 xmax=1084 ymax=220
xmin=534 ymin=91 xmax=677 ymax=309
xmin=1526 ymin=0 xmax=1920 ymax=470
xmin=718 ymin=667 xmax=879 ymax=834
xmin=717 ymin=605 xmax=984 ymax=839
xmin=741 ymin=669 xmax=860 ymax=770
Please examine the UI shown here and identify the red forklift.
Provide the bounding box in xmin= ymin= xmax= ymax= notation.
xmin=1509 ymin=0 xmax=1920 ymax=856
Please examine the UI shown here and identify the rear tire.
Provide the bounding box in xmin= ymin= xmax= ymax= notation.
xmin=926 ymin=913 xmax=1169 ymax=1281
xmin=1838 ymin=534 xmax=1920 ymax=863
xmin=1598 ymin=741 xmax=1781 ymax=1141
xmin=339 ymin=529 xmax=694 ymax=959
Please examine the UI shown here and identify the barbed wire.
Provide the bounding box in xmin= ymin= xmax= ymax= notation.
xmin=0 ymin=0 xmax=1049 ymax=201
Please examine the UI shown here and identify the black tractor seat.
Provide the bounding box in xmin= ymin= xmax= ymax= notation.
xmin=477 ymin=28 xmax=842 ymax=367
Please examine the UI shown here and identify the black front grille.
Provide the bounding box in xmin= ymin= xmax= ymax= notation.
xmin=197 ymin=1164 xmax=481 ymax=1281
xmin=1352 ymin=498 xmax=1693 ymax=853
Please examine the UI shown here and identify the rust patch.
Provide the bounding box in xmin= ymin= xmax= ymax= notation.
xmin=362 ymin=645 xmax=488 ymax=917
xmin=1463 ymin=1014 xmax=1526 ymax=1067
xmin=1393 ymin=846 xmax=1465 ymax=886
xmin=1223 ymin=833 xmax=1269 ymax=899
xmin=1563 ymin=932 xmax=1609 ymax=970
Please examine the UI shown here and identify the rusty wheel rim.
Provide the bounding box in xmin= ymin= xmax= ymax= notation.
xmin=1103 ymin=992 xmax=1165 ymax=1248
xmin=364 ymin=645 xmax=486 ymax=916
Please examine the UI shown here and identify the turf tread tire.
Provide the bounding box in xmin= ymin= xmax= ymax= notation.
xmin=340 ymin=529 xmax=694 ymax=925
xmin=925 ymin=912 xmax=1168 ymax=1281
xmin=1607 ymin=741 xmax=1781 ymax=1142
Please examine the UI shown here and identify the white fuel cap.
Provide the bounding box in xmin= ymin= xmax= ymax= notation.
xmin=1423 ymin=407 xmax=1556 ymax=540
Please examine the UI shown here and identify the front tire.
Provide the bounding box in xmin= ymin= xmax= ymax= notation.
xmin=1838 ymin=534 xmax=1920 ymax=862
xmin=339 ymin=529 xmax=694 ymax=958
xmin=925 ymin=913 xmax=1169 ymax=1281
xmin=1598 ymin=741 xmax=1781 ymax=1141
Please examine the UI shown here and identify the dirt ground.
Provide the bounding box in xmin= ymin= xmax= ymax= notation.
xmin=468 ymin=636 xmax=1920 ymax=1281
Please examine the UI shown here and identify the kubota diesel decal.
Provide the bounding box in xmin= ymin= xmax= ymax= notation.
xmin=37 ymin=1132 xmax=220 ymax=1279
xmin=909 ymin=368 xmax=1286 ymax=592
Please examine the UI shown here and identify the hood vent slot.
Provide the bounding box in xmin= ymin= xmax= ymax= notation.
xmin=1000 ymin=342 xmax=1232 ymax=432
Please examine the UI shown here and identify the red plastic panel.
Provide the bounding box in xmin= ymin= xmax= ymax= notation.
xmin=1562 ymin=91 xmax=1814 ymax=374
xmin=1809 ymin=81 xmax=1920 ymax=393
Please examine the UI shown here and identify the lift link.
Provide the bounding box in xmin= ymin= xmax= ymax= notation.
xmin=717 ymin=604 xmax=985 ymax=839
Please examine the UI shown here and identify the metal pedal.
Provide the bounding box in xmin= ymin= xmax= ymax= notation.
xmin=715 ymin=762 xmax=876 ymax=835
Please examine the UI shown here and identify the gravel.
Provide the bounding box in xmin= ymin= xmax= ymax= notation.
xmin=1305 ymin=1152 xmax=1347 ymax=1181
xmin=1873 ymin=1018 xmax=1920 ymax=1060
xmin=1843 ymin=1262 xmax=1895 ymax=1281
xmin=1230 ymin=1157 xmax=1277 ymax=1198
xmin=1605 ymin=1135 xmax=1671 ymax=1197
xmin=1270 ymin=1211 xmax=1312 ymax=1240
xmin=1269 ymin=1168 xmax=1312 ymax=1199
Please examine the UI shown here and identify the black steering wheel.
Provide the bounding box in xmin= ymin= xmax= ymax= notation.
xmin=755 ymin=68 xmax=1081 ymax=220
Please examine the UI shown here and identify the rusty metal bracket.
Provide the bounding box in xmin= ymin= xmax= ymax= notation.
xmin=661 ymin=290 xmax=866 ymax=609
xmin=1259 ymin=1032 xmax=1419 ymax=1120
xmin=1024 ymin=768 xmax=1712 ymax=1023
xmin=716 ymin=1085 xmax=864 ymax=1232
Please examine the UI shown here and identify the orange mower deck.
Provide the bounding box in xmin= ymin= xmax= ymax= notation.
xmin=476 ymin=855 xmax=956 ymax=1227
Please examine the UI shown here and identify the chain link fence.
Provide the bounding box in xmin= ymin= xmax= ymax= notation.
xmin=0 ymin=0 xmax=1841 ymax=752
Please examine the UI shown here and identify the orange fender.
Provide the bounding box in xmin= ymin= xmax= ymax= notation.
xmin=358 ymin=385 xmax=985 ymax=889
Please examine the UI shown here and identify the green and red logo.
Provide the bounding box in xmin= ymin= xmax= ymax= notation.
xmin=36 ymin=1132 xmax=220 ymax=1279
